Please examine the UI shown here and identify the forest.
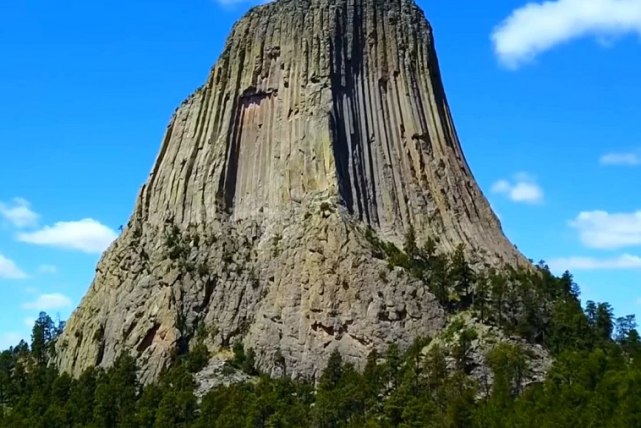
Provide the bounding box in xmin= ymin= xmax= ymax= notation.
xmin=1 ymin=230 xmax=640 ymax=427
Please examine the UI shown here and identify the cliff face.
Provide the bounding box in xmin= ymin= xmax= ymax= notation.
xmin=56 ymin=0 xmax=524 ymax=383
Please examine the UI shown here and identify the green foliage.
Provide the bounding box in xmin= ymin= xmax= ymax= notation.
xmin=164 ymin=223 xmax=187 ymax=260
xmin=181 ymin=324 xmax=212 ymax=373
xmin=229 ymin=342 xmax=258 ymax=376
xmin=185 ymin=343 xmax=209 ymax=374
xmin=320 ymin=202 xmax=333 ymax=214
xmin=196 ymin=262 xmax=209 ymax=278
xmin=442 ymin=317 xmax=466 ymax=341
xmin=30 ymin=312 xmax=64 ymax=366
xmin=2 ymin=251 xmax=641 ymax=428
xmin=271 ymin=233 xmax=283 ymax=257
xmin=363 ymin=229 xmax=622 ymax=360
xmin=403 ymin=224 xmax=418 ymax=258
xmin=163 ymin=223 xmax=200 ymax=273
xmin=155 ymin=365 xmax=197 ymax=428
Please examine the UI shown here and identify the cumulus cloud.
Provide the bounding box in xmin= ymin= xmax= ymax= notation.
xmin=0 ymin=332 xmax=23 ymax=351
xmin=22 ymin=293 xmax=72 ymax=310
xmin=38 ymin=264 xmax=58 ymax=274
xmin=17 ymin=219 xmax=117 ymax=254
xmin=0 ymin=253 xmax=27 ymax=279
xmin=492 ymin=0 xmax=641 ymax=69
xmin=600 ymin=152 xmax=640 ymax=165
xmin=491 ymin=172 xmax=544 ymax=204
xmin=570 ymin=210 xmax=641 ymax=249
xmin=548 ymin=253 xmax=641 ymax=270
xmin=0 ymin=198 xmax=39 ymax=228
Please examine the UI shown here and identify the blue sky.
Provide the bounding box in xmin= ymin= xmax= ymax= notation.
xmin=1 ymin=0 xmax=640 ymax=350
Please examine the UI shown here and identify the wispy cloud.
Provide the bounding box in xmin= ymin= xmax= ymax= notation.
xmin=0 ymin=253 xmax=27 ymax=279
xmin=38 ymin=264 xmax=58 ymax=274
xmin=491 ymin=172 xmax=544 ymax=204
xmin=0 ymin=198 xmax=39 ymax=228
xmin=599 ymin=151 xmax=640 ymax=166
xmin=570 ymin=210 xmax=641 ymax=249
xmin=17 ymin=219 xmax=117 ymax=254
xmin=22 ymin=293 xmax=72 ymax=310
xmin=492 ymin=0 xmax=641 ymax=69
xmin=548 ymin=253 xmax=641 ymax=271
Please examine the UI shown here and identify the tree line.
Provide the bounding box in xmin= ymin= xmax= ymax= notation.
xmin=1 ymin=229 xmax=640 ymax=427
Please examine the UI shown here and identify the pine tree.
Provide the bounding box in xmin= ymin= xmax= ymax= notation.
xmin=403 ymin=225 xmax=418 ymax=259
xmin=135 ymin=384 xmax=163 ymax=428
xmin=473 ymin=271 xmax=489 ymax=323
xmin=155 ymin=365 xmax=198 ymax=428
xmin=30 ymin=312 xmax=57 ymax=366
xmin=94 ymin=353 xmax=138 ymax=428
xmin=595 ymin=303 xmax=614 ymax=342
xmin=490 ymin=270 xmax=508 ymax=328
xmin=314 ymin=349 xmax=344 ymax=428
xmin=244 ymin=347 xmax=258 ymax=375
xmin=450 ymin=244 xmax=474 ymax=306
xmin=362 ymin=350 xmax=382 ymax=417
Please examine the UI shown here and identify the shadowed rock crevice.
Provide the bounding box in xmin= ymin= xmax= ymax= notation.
xmin=137 ymin=323 xmax=160 ymax=354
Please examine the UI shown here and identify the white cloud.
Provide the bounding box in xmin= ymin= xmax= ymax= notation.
xmin=38 ymin=264 xmax=58 ymax=274
xmin=492 ymin=0 xmax=641 ymax=69
xmin=17 ymin=218 xmax=117 ymax=254
xmin=491 ymin=180 xmax=511 ymax=193
xmin=23 ymin=317 xmax=36 ymax=328
xmin=0 ymin=332 xmax=23 ymax=351
xmin=600 ymin=152 xmax=640 ymax=165
xmin=22 ymin=293 xmax=72 ymax=310
xmin=491 ymin=173 xmax=544 ymax=204
xmin=0 ymin=198 xmax=39 ymax=228
xmin=570 ymin=210 xmax=641 ymax=249
xmin=0 ymin=253 xmax=27 ymax=279
xmin=548 ymin=253 xmax=641 ymax=270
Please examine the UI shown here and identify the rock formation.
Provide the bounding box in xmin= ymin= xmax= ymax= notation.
xmin=56 ymin=0 xmax=525 ymax=383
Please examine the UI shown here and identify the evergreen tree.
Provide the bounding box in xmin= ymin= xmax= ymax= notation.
xmin=473 ymin=271 xmax=490 ymax=323
xmin=449 ymin=244 xmax=474 ymax=306
xmin=155 ymin=365 xmax=197 ymax=428
xmin=2 ymin=261 xmax=641 ymax=428
xmin=30 ymin=312 xmax=58 ymax=366
xmin=315 ymin=349 xmax=344 ymax=428
xmin=94 ymin=353 xmax=138 ymax=428
xmin=489 ymin=270 xmax=508 ymax=328
xmin=135 ymin=384 xmax=163 ymax=428
xmin=595 ymin=302 xmax=615 ymax=342
xmin=403 ymin=225 xmax=418 ymax=259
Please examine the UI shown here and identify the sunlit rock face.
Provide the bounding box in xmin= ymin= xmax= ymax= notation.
xmin=56 ymin=0 xmax=524 ymax=384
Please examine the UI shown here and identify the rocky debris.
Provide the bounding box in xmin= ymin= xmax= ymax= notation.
xmin=193 ymin=357 xmax=255 ymax=399
xmin=422 ymin=312 xmax=552 ymax=396
xmin=55 ymin=0 xmax=527 ymax=386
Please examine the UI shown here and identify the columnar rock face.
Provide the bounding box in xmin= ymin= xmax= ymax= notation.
xmin=56 ymin=0 xmax=524 ymax=383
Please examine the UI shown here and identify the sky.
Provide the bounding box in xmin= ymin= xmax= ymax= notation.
xmin=1 ymin=0 xmax=640 ymax=350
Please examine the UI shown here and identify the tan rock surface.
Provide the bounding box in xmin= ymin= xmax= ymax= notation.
xmin=56 ymin=0 xmax=525 ymax=383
